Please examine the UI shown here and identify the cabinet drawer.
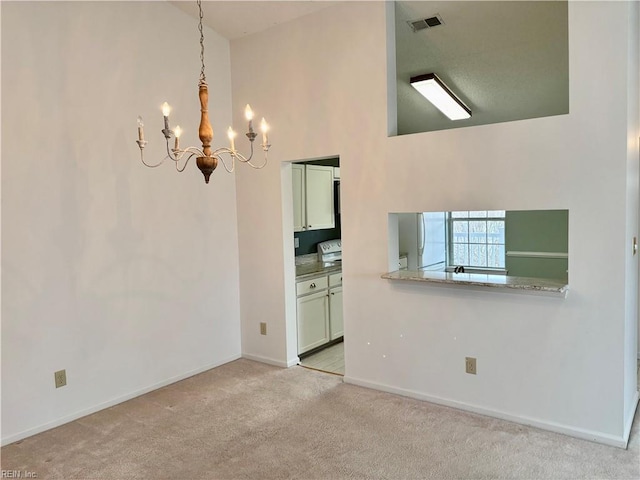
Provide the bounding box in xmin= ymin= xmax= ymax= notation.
xmin=296 ymin=276 xmax=328 ymax=296
xmin=329 ymin=272 xmax=342 ymax=287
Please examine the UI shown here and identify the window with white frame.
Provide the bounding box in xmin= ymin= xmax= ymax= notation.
xmin=448 ymin=211 xmax=506 ymax=269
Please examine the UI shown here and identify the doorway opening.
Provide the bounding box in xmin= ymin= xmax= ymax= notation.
xmin=288 ymin=156 xmax=344 ymax=376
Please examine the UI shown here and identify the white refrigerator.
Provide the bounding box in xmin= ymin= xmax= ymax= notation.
xmin=398 ymin=212 xmax=447 ymax=271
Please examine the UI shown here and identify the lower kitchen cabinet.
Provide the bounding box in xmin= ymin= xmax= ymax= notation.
xmin=297 ymin=290 xmax=330 ymax=354
xmin=296 ymin=270 xmax=343 ymax=355
xmin=329 ymin=286 xmax=343 ymax=340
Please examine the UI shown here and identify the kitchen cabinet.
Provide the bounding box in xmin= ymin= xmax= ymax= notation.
xmin=292 ymin=164 xmax=335 ymax=232
xmin=297 ymin=290 xmax=330 ymax=354
xmin=329 ymin=272 xmax=343 ymax=340
xmin=292 ymin=164 xmax=306 ymax=232
xmin=296 ymin=270 xmax=343 ymax=355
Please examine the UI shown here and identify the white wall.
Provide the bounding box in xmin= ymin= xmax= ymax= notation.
xmin=231 ymin=1 xmax=639 ymax=446
xmin=625 ymin=0 xmax=640 ymax=427
xmin=1 ymin=1 xmax=241 ymax=444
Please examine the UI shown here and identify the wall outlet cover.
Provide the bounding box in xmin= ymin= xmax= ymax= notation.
xmin=54 ymin=369 xmax=67 ymax=388
xmin=465 ymin=357 xmax=477 ymax=375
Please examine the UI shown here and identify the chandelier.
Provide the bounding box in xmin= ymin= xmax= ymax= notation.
xmin=135 ymin=0 xmax=270 ymax=184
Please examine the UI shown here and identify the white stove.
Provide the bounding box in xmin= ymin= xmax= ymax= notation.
xmin=317 ymin=239 xmax=342 ymax=263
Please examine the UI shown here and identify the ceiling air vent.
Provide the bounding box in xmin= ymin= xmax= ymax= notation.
xmin=408 ymin=14 xmax=444 ymax=33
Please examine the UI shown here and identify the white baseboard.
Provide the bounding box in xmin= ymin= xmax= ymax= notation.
xmin=343 ymin=375 xmax=630 ymax=449
xmin=1 ymin=354 xmax=242 ymax=447
xmin=623 ymin=390 xmax=640 ymax=446
xmin=287 ymin=356 xmax=301 ymax=367
xmin=241 ymin=353 xmax=291 ymax=368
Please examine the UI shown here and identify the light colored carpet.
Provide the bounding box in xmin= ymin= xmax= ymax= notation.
xmin=1 ymin=359 xmax=638 ymax=479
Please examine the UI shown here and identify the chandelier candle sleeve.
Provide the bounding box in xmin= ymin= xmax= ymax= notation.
xmin=162 ymin=102 xmax=171 ymax=131
xmin=174 ymin=125 xmax=182 ymax=150
xmin=137 ymin=116 xmax=144 ymax=141
xmin=245 ymin=104 xmax=254 ymax=133
xmin=261 ymin=118 xmax=269 ymax=145
xmin=227 ymin=127 xmax=236 ymax=151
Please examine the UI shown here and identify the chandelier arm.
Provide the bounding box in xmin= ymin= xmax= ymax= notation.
xmin=184 ymin=146 xmax=206 ymax=157
xmin=213 ymin=147 xmax=235 ymax=156
xmin=246 ymin=151 xmax=269 ymax=169
xmin=232 ymin=142 xmax=268 ymax=169
xmin=165 ymin=139 xmax=179 ymax=162
xmin=140 ymin=149 xmax=165 ymax=168
xmin=176 ymin=152 xmax=198 ymax=173
xmin=164 ymin=141 xmax=205 ymax=161
xmin=173 ymin=146 xmax=206 ymax=159
xmin=243 ymin=141 xmax=255 ymax=163
xmin=217 ymin=155 xmax=235 ymax=173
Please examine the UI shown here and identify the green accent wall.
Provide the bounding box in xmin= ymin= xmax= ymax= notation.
xmin=505 ymin=210 xmax=568 ymax=281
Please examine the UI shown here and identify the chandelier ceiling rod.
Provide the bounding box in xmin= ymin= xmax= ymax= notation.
xmin=136 ymin=0 xmax=271 ymax=184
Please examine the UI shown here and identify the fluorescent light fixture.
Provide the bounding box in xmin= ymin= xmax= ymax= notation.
xmin=410 ymin=73 xmax=471 ymax=120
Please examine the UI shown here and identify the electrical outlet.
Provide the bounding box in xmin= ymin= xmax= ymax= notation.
xmin=260 ymin=322 xmax=267 ymax=335
xmin=54 ymin=369 xmax=67 ymax=388
xmin=294 ymin=237 xmax=300 ymax=248
xmin=465 ymin=357 xmax=477 ymax=375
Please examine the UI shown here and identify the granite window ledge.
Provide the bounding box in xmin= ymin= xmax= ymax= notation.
xmin=382 ymin=270 xmax=568 ymax=297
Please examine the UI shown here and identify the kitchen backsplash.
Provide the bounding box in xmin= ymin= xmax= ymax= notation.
xmin=294 ymin=220 xmax=341 ymax=256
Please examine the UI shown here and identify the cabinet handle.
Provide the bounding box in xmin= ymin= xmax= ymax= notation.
xmin=309 ymin=225 xmax=313 ymax=228
xmin=331 ymin=292 xmax=334 ymax=295
xmin=310 ymin=283 xmax=316 ymax=289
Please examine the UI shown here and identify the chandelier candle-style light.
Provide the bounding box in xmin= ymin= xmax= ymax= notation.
xmin=136 ymin=0 xmax=271 ymax=184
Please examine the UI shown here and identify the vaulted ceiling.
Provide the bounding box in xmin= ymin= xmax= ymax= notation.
xmin=170 ymin=1 xmax=341 ymax=40
xmin=170 ymin=1 xmax=569 ymax=136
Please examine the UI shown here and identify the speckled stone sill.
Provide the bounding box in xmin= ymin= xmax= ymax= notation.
xmin=382 ymin=270 xmax=568 ymax=297
xmin=296 ymin=262 xmax=342 ymax=281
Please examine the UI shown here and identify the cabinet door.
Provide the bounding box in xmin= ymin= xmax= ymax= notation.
xmin=305 ymin=165 xmax=335 ymax=230
xmin=329 ymin=286 xmax=344 ymax=340
xmin=292 ymin=164 xmax=306 ymax=232
xmin=297 ymin=291 xmax=330 ymax=354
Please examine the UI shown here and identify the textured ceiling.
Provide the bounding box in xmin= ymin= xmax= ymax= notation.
xmin=395 ymin=1 xmax=569 ymax=135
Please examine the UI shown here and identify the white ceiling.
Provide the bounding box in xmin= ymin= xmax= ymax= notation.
xmin=170 ymin=1 xmax=343 ymax=40
xmin=395 ymin=1 xmax=569 ymax=134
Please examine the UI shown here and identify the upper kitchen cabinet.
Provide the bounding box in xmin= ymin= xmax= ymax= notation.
xmin=292 ymin=164 xmax=307 ymax=232
xmin=293 ymin=164 xmax=335 ymax=232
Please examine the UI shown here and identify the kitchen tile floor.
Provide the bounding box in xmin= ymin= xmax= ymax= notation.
xmin=300 ymin=341 xmax=344 ymax=375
